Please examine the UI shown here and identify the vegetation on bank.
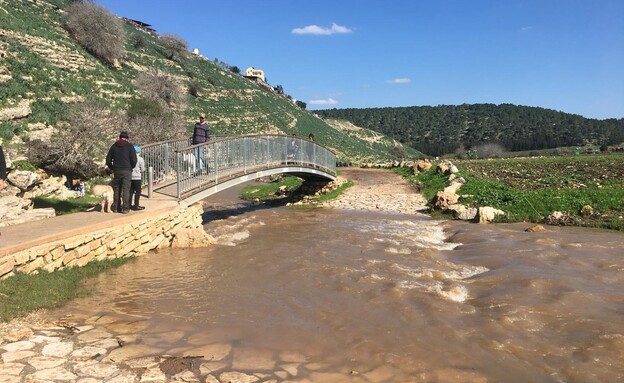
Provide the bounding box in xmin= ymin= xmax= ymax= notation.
xmin=0 ymin=257 xmax=135 ymax=322
xmin=32 ymin=195 xmax=101 ymax=215
xmin=399 ymin=154 xmax=624 ymax=230
xmin=240 ymin=175 xmax=353 ymax=204
xmin=240 ymin=176 xmax=304 ymax=202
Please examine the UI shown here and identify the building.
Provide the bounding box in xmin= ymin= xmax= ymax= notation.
xmin=244 ymin=67 xmax=266 ymax=83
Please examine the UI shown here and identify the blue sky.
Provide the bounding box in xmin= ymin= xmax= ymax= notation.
xmin=95 ymin=0 xmax=624 ymax=119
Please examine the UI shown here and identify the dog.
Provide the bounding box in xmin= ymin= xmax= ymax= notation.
xmin=90 ymin=184 xmax=114 ymax=213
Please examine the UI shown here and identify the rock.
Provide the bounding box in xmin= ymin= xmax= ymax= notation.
xmin=436 ymin=161 xmax=451 ymax=174
xmin=219 ymin=372 xmax=259 ymax=383
xmin=525 ymin=224 xmax=545 ymax=232
xmin=7 ymin=170 xmax=40 ymax=191
xmin=0 ymin=100 xmax=31 ymax=121
xmin=26 ymin=123 xmax=56 ymax=142
xmin=434 ymin=191 xmax=459 ymax=209
xmin=449 ymin=165 xmax=459 ymax=174
xmin=171 ymin=228 xmax=215 ymax=248
xmin=580 ymin=204 xmax=594 ymax=217
xmin=416 ymin=159 xmax=432 ymax=172
xmin=447 ymin=204 xmax=477 ymax=220
xmin=475 ymin=206 xmax=505 ymax=224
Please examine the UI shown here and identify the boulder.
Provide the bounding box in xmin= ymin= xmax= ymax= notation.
xmin=171 ymin=228 xmax=215 ymax=248
xmin=525 ymin=224 xmax=545 ymax=232
xmin=475 ymin=206 xmax=505 ymax=224
xmin=417 ymin=159 xmax=432 ymax=172
xmin=434 ymin=190 xmax=459 ymax=209
xmin=447 ymin=204 xmax=478 ymax=220
xmin=7 ymin=170 xmax=40 ymax=192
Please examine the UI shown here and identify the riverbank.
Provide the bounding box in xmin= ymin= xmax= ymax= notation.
xmin=1 ymin=167 xmax=434 ymax=382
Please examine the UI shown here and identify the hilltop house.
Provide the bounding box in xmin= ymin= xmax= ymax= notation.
xmin=244 ymin=67 xmax=266 ymax=83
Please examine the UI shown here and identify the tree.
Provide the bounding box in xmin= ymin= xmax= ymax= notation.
xmin=159 ymin=33 xmax=188 ymax=60
xmin=66 ymin=2 xmax=126 ymax=65
xmin=295 ymin=100 xmax=307 ymax=110
xmin=28 ymin=99 xmax=118 ymax=179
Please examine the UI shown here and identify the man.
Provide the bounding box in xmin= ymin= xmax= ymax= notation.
xmin=106 ymin=132 xmax=137 ymax=214
xmin=0 ymin=145 xmax=6 ymax=191
xmin=192 ymin=112 xmax=210 ymax=173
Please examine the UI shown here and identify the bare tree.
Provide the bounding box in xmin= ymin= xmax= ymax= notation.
xmin=66 ymin=2 xmax=126 ymax=65
xmin=28 ymin=99 xmax=119 ymax=179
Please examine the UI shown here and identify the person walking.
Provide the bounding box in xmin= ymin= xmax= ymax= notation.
xmin=0 ymin=145 xmax=7 ymax=191
xmin=192 ymin=112 xmax=211 ymax=173
xmin=130 ymin=145 xmax=146 ymax=210
xmin=106 ymin=132 xmax=137 ymax=214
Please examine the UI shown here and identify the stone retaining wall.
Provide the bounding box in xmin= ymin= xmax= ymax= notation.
xmin=0 ymin=204 xmax=210 ymax=279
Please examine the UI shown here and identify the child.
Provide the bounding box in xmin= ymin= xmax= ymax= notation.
xmin=130 ymin=145 xmax=146 ymax=210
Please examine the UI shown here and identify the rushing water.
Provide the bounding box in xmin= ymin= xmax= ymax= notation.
xmin=47 ymin=188 xmax=624 ymax=382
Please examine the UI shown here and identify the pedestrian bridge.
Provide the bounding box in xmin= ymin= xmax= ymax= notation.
xmin=140 ymin=135 xmax=337 ymax=204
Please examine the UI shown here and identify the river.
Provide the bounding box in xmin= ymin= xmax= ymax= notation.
xmin=45 ymin=171 xmax=624 ymax=382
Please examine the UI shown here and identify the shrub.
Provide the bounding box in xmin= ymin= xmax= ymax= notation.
xmin=188 ymin=79 xmax=202 ymax=97
xmin=159 ymin=33 xmax=188 ymax=60
xmin=135 ymin=70 xmax=186 ymax=109
xmin=10 ymin=160 xmax=37 ymax=171
xmin=66 ymin=2 xmax=126 ymax=65
xmin=130 ymin=32 xmax=147 ymax=51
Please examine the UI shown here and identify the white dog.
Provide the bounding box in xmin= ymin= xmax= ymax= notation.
xmin=90 ymin=184 xmax=114 ymax=213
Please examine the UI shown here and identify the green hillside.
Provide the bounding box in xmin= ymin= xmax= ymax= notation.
xmin=316 ymin=104 xmax=624 ymax=156
xmin=0 ymin=0 xmax=415 ymax=177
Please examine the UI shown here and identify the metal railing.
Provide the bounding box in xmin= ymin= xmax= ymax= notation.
xmin=140 ymin=138 xmax=191 ymax=186
xmin=174 ymin=135 xmax=336 ymax=199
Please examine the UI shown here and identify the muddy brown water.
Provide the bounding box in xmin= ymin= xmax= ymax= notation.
xmin=46 ymin=176 xmax=624 ymax=382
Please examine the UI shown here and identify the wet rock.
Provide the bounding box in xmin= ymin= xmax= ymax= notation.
xmin=187 ymin=343 xmax=231 ymax=361
xmin=219 ymin=371 xmax=259 ymax=383
xmin=171 ymin=227 xmax=215 ymax=248
xmin=475 ymin=206 xmax=505 ymax=224
xmin=525 ymin=224 xmax=545 ymax=232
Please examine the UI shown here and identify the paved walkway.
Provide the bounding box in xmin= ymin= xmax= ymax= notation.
xmin=0 ymin=197 xmax=180 ymax=258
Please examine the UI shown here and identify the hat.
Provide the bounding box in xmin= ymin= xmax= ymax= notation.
xmin=134 ymin=145 xmax=141 ymax=153
xmin=199 ymin=113 xmax=206 ymax=119
xmin=119 ymin=131 xmax=129 ymax=139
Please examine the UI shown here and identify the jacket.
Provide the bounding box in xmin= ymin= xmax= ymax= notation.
xmin=192 ymin=122 xmax=210 ymax=144
xmin=132 ymin=156 xmax=145 ymax=180
xmin=106 ymin=139 xmax=137 ymax=171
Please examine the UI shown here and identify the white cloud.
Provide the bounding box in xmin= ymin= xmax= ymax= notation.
xmin=521 ymin=26 xmax=533 ymax=31
xmin=309 ymin=98 xmax=338 ymax=105
xmin=292 ymin=23 xmax=353 ymax=35
xmin=385 ymin=78 xmax=411 ymax=84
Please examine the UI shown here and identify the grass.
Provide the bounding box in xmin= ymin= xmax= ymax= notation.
xmin=0 ymin=257 xmax=135 ymax=322
xmin=313 ymin=179 xmax=353 ymax=203
xmin=399 ymin=154 xmax=624 ymax=230
xmin=240 ymin=176 xmax=303 ymax=202
xmin=33 ymin=195 xmax=101 ymax=215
